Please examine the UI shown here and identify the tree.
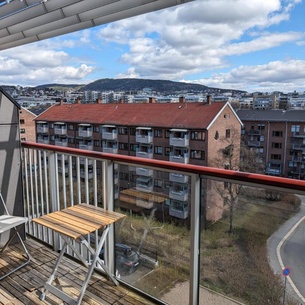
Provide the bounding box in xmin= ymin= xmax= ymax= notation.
xmin=210 ymin=127 xmax=264 ymax=233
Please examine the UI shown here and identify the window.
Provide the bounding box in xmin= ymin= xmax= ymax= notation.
xmin=119 ymin=142 xmax=128 ymax=150
xmin=20 ymin=128 xmax=25 ymax=134
xmin=154 ymin=146 xmax=163 ymax=155
xmin=291 ymin=125 xmax=300 ymax=133
xmin=68 ymin=137 xmax=75 ymax=144
xmin=258 ymin=124 xmax=265 ymax=130
xmin=118 ymin=127 xmax=128 ymax=135
xmin=272 ymin=131 xmax=283 ymax=137
xmin=272 ymin=142 xmax=282 ymax=149
xmin=154 ymin=179 xmax=163 ymax=188
xmin=165 ymin=130 xmax=171 ymax=138
xmin=271 ymin=154 xmax=281 ymax=160
xmin=20 ymin=119 xmax=25 ymax=124
xmin=191 ymin=131 xmax=205 ymax=140
xmin=226 ymin=129 xmax=231 ymax=138
xmin=21 ymin=137 xmax=26 ymax=141
xmin=165 ymin=147 xmax=172 ymax=156
xmin=214 ymin=131 xmax=219 ymax=140
xmin=93 ymin=125 xmax=99 ymax=132
xmin=94 ymin=140 xmax=99 ymax=147
xmin=154 ymin=129 xmax=162 ymax=137
xmin=259 ymin=136 xmax=264 ymax=142
xmin=224 ymin=113 xmax=230 ymax=119
xmin=68 ymin=124 xmax=74 ymax=130
xmin=190 ymin=150 xmax=205 ymax=160
xmin=130 ymin=144 xmax=139 ymax=151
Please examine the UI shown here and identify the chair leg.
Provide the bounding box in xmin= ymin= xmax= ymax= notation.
xmin=0 ymin=226 xmax=31 ymax=280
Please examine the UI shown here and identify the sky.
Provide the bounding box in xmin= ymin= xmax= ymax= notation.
xmin=0 ymin=0 xmax=305 ymax=93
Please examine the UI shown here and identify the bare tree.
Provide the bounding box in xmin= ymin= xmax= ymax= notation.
xmin=211 ymin=127 xmax=263 ymax=233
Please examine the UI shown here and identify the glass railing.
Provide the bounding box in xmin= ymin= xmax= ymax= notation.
xmin=21 ymin=141 xmax=305 ymax=305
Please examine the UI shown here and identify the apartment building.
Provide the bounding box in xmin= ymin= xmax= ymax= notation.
xmin=35 ymin=99 xmax=242 ymax=223
xmin=19 ymin=107 xmax=36 ymax=142
xmin=237 ymin=109 xmax=305 ymax=179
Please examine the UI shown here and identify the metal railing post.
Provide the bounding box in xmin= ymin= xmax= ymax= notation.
xmin=190 ymin=173 xmax=200 ymax=305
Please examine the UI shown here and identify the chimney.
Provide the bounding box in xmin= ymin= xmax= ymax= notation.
xmin=179 ymin=96 xmax=185 ymax=103
xmin=149 ymin=97 xmax=156 ymax=104
xmin=119 ymin=98 xmax=124 ymax=104
xmin=207 ymin=95 xmax=212 ymax=105
xmin=96 ymin=98 xmax=102 ymax=104
xmin=59 ymin=99 xmax=64 ymax=106
xmin=75 ymin=98 xmax=81 ymax=104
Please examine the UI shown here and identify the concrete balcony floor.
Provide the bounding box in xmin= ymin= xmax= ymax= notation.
xmin=0 ymin=237 xmax=156 ymax=305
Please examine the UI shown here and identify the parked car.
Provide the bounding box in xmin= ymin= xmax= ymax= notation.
xmin=98 ymin=243 xmax=140 ymax=275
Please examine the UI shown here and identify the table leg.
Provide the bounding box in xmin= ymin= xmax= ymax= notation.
xmin=40 ymin=241 xmax=68 ymax=301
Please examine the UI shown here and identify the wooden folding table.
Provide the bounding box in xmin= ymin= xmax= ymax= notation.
xmin=32 ymin=203 xmax=126 ymax=305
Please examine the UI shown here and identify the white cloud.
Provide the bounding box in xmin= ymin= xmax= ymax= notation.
xmin=187 ymin=60 xmax=305 ymax=92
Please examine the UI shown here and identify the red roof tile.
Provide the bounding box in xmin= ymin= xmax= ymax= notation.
xmin=35 ymin=102 xmax=227 ymax=129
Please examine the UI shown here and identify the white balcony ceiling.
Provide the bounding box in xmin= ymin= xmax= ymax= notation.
xmin=0 ymin=0 xmax=193 ymax=51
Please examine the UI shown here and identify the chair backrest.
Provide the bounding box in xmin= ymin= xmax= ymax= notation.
xmin=0 ymin=191 xmax=10 ymax=215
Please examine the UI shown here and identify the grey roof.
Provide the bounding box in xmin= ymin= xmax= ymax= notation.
xmin=236 ymin=109 xmax=305 ymax=123
xmin=0 ymin=86 xmax=20 ymax=109
xmin=0 ymin=0 xmax=193 ymax=51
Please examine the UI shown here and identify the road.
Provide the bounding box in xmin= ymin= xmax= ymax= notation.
xmin=268 ymin=195 xmax=305 ymax=304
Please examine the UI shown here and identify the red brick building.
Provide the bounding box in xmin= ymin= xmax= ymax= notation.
xmin=35 ymin=99 xmax=242 ymax=222
xmin=19 ymin=107 xmax=36 ymax=142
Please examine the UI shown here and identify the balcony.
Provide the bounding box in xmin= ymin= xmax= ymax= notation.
xmin=136 ymin=176 xmax=153 ymax=192
xmin=169 ymin=186 xmax=189 ymax=201
xmin=101 ymin=125 xmax=117 ymax=140
xmin=135 ymin=127 xmax=153 ymax=144
xmin=54 ymin=122 xmax=67 ymax=135
xmin=247 ymin=130 xmax=261 ymax=135
xmin=54 ymin=137 xmax=68 ymax=147
xmin=4 ymin=142 xmax=305 ymax=305
xmin=102 ymin=140 xmax=118 ymax=154
xmin=136 ymin=167 xmax=153 ymax=176
xmin=248 ymin=140 xmax=261 ymax=147
xmin=170 ymin=129 xmax=189 ymax=147
xmin=79 ymin=142 xmax=93 ymax=150
xmin=170 ymin=151 xmax=189 ymax=164
xmin=169 ymin=172 xmax=189 ymax=183
xmin=136 ymin=145 xmax=153 ymax=159
xmin=78 ymin=124 xmax=92 ymax=138
xmin=37 ymin=136 xmax=49 ymax=144
xmin=36 ymin=121 xmax=48 ymax=133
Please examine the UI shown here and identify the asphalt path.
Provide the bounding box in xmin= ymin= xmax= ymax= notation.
xmin=268 ymin=195 xmax=305 ymax=304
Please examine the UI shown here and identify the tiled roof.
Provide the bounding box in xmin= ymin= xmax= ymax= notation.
xmin=237 ymin=109 xmax=305 ymax=122
xmin=35 ymin=102 xmax=228 ymax=129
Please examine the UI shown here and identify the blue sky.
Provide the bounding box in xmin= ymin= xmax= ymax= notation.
xmin=0 ymin=0 xmax=304 ymax=93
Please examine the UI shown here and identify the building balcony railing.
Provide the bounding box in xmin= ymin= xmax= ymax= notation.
xmin=291 ymin=144 xmax=305 ymax=151
xmin=247 ymin=130 xmax=261 ymax=135
xmin=170 ymin=136 xmax=189 ymax=147
xmin=170 ymin=153 xmax=189 ymax=164
xmin=135 ymin=133 xmax=153 ymax=144
xmin=136 ymin=151 xmax=153 ymax=159
xmin=169 ymin=188 xmax=189 ymax=201
xmin=79 ymin=143 xmax=93 ymax=150
xmin=55 ymin=139 xmax=68 ymax=147
xmin=136 ymin=167 xmax=153 ymax=176
xmin=248 ymin=140 xmax=261 ymax=147
xmin=18 ymin=142 xmax=305 ymax=305
xmin=102 ymin=146 xmax=118 ymax=154
xmin=292 ymin=132 xmax=305 ymax=138
xmin=36 ymin=126 xmax=49 ymax=133
xmin=37 ymin=137 xmax=49 ymax=144
xmin=169 ymin=172 xmax=189 ymax=183
xmin=292 ymin=155 xmax=305 ymax=162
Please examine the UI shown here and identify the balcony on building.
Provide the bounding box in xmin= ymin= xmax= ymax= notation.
xmin=169 ymin=183 xmax=189 ymax=201
xmin=36 ymin=121 xmax=49 ymax=133
xmin=55 ymin=136 xmax=68 ymax=147
xmin=170 ymin=148 xmax=189 ymax=164
xmin=169 ymin=172 xmax=189 ymax=183
xmin=136 ymin=176 xmax=153 ymax=192
xmin=135 ymin=127 xmax=153 ymax=144
xmin=78 ymin=140 xmax=93 ymax=150
xmin=247 ymin=140 xmax=261 ymax=147
xmin=292 ymin=155 xmax=305 ymax=162
xmin=292 ymin=132 xmax=305 ymax=138
xmin=169 ymin=200 xmax=189 ymax=219
xmin=136 ymin=167 xmax=153 ymax=176
xmin=136 ymin=144 xmax=153 ymax=159
xmin=101 ymin=125 xmax=117 ymax=140
xmin=102 ymin=140 xmax=118 ymax=154
xmin=78 ymin=123 xmax=92 ymax=138
xmin=37 ymin=135 xmax=49 ymax=144
xmin=54 ymin=122 xmax=67 ymax=135
xmin=170 ymin=129 xmax=189 ymax=147
xmin=247 ymin=129 xmax=261 ymax=135
xmin=265 ymin=162 xmax=282 ymax=176
xmin=291 ymin=143 xmax=305 ymax=151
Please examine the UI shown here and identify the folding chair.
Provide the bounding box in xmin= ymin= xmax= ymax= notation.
xmin=0 ymin=191 xmax=30 ymax=280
